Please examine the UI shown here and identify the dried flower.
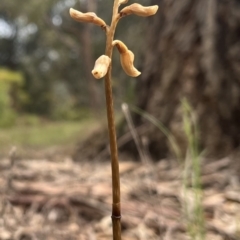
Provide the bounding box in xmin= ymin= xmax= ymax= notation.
xmin=69 ymin=8 xmax=106 ymax=27
xmin=120 ymin=3 xmax=158 ymax=17
xmin=119 ymin=0 xmax=128 ymax=5
xmin=112 ymin=40 xmax=141 ymax=77
xmin=92 ymin=55 xmax=111 ymax=79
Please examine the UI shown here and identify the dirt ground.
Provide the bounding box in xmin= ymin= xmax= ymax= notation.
xmin=0 ymin=146 xmax=240 ymax=240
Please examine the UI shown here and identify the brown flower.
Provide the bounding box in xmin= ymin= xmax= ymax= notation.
xmin=120 ymin=3 xmax=158 ymax=17
xmin=119 ymin=0 xmax=128 ymax=5
xmin=69 ymin=8 xmax=106 ymax=27
xmin=92 ymin=55 xmax=111 ymax=79
xmin=112 ymin=40 xmax=141 ymax=77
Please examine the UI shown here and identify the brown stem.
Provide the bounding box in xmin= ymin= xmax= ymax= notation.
xmin=104 ymin=1 xmax=121 ymax=239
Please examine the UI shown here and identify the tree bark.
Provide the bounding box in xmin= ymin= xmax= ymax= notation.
xmin=80 ymin=0 xmax=102 ymax=110
xmin=134 ymin=0 xmax=240 ymax=160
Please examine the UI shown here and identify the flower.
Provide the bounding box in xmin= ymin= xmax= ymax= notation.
xmin=120 ymin=3 xmax=158 ymax=17
xmin=119 ymin=0 xmax=128 ymax=5
xmin=69 ymin=8 xmax=106 ymax=27
xmin=112 ymin=40 xmax=141 ymax=77
xmin=92 ymin=55 xmax=111 ymax=79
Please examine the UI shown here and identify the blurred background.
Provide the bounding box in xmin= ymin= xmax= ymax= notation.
xmin=0 ymin=0 xmax=148 ymax=154
xmin=1 ymin=0 xmax=240 ymax=160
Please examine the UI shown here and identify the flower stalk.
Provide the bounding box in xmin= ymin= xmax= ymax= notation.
xmin=69 ymin=1 xmax=158 ymax=239
xmin=104 ymin=1 xmax=122 ymax=239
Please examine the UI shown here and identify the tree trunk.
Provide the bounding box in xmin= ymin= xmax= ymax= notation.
xmin=133 ymin=0 xmax=240 ymax=160
xmin=80 ymin=0 xmax=102 ymax=110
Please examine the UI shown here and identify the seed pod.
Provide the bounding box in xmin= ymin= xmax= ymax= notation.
xmin=69 ymin=8 xmax=106 ymax=27
xmin=92 ymin=55 xmax=111 ymax=79
xmin=120 ymin=3 xmax=158 ymax=17
xmin=112 ymin=40 xmax=141 ymax=77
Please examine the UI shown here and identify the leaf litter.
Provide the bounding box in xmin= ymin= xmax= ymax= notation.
xmin=0 ymin=149 xmax=240 ymax=240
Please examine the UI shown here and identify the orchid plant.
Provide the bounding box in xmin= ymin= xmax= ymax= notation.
xmin=69 ymin=1 xmax=158 ymax=239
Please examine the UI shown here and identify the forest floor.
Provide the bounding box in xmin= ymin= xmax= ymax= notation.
xmin=0 ymin=125 xmax=240 ymax=240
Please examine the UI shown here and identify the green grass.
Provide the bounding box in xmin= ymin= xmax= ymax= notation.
xmin=128 ymin=104 xmax=181 ymax=160
xmin=128 ymin=100 xmax=206 ymax=240
xmin=0 ymin=117 xmax=100 ymax=150
xmin=182 ymin=98 xmax=205 ymax=240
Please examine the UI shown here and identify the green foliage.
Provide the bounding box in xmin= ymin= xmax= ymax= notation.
xmin=181 ymin=98 xmax=205 ymax=240
xmin=0 ymin=116 xmax=99 ymax=149
xmin=0 ymin=68 xmax=23 ymax=84
xmin=51 ymin=106 xmax=92 ymax=121
xmin=50 ymin=82 xmax=92 ymax=120
xmin=0 ymin=68 xmax=24 ymax=127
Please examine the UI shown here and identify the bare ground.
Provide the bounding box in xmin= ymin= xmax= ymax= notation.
xmin=0 ymin=146 xmax=240 ymax=240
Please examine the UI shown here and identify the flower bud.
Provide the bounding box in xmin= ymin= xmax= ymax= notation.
xmin=92 ymin=55 xmax=111 ymax=79
xmin=112 ymin=40 xmax=141 ymax=77
xmin=120 ymin=3 xmax=158 ymax=17
xmin=69 ymin=8 xmax=106 ymax=27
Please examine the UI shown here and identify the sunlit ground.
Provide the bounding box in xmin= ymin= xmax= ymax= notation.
xmin=0 ymin=116 xmax=102 ymax=152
